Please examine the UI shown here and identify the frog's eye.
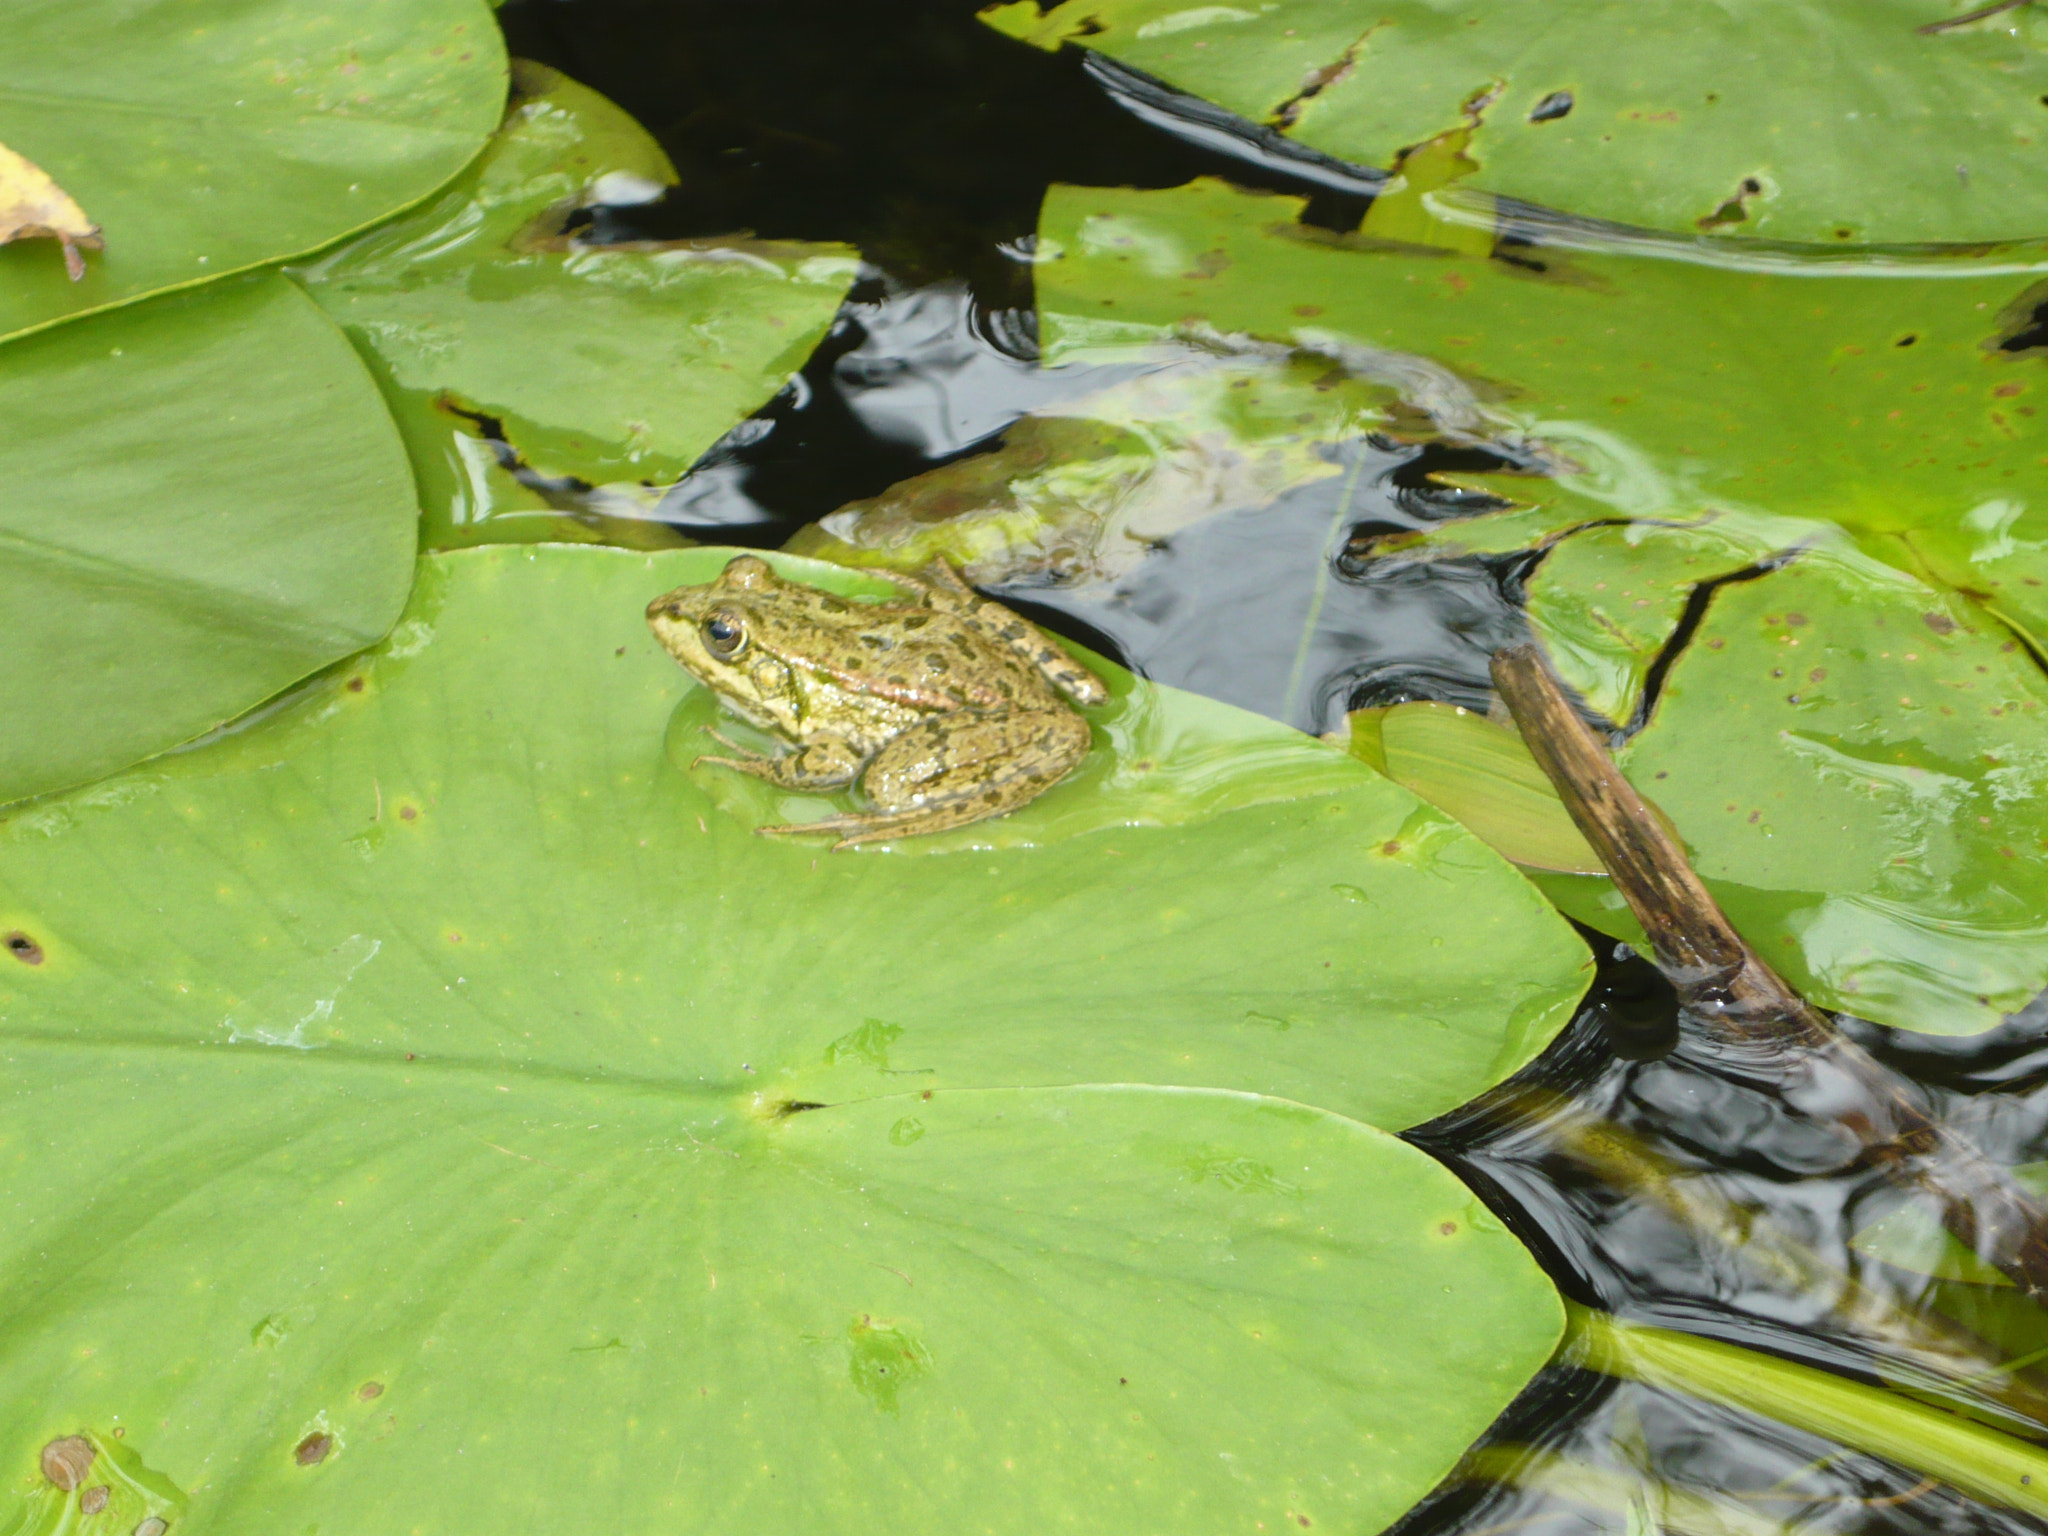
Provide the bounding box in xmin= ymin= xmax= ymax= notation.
xmin=702 ymin=608 xmax=748 ymax=659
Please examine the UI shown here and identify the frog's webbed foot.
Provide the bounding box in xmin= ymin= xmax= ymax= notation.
xmin=695 ymin=725 xmax=759 ymax=759
xmin=693 ymin=727 xmax=865 ymax=792
xmin=756 ymin=798 xmax=1018 ymax=850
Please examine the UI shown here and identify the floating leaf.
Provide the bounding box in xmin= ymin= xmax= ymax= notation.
xmin=1602 ymin=525 xmax=2048 ymax=1034
xmin=0 ymin=274 xmax=418 ymax=808
xmin=294 ymin=63 xmax=861 ymax=547
xmin=1037 ymin=181 xmax=2048 ymax=1032
xmin=0 ymin=545 xmax=1581 ymax=1530
xmin=1036 ymin=178 xmax=2048 ymax=650
xmin=990 ymin=0 xmax=2048 ymax=245
xmin=0 ymin=137 xmax=99 ymax=280
xmin=0 ymin=0 xmax=506 ymax=341
xmin=1349 ymin=702 xmax=1604 ymax=874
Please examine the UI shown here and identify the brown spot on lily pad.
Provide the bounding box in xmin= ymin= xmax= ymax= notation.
xmin=79 ymin=1484 xmax=108 ymax=1515
xmin=6 ymin=931 xmax=44 ymax=965
xmin=294 ymin=1433 xmax=334 ymax=1467
xmin=357 ymin=1381 xmax=384 ymax=1401
xmin=40 ymin=1435 xmax=93 ymax=1490
xmin=1924 ymin=612 xmax=1958 ymax=634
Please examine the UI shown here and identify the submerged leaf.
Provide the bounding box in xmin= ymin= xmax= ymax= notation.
xmin=0 ymin=138 xmax=100 ymax=280
xmin=789 ymin=340 xmax=1401 ymax=586
xmin=0 ymin=544 xmax=1581 ymax=1530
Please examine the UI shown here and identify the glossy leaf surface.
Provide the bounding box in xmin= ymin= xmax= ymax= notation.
xmin=1039 ymin=178 xmax=2048 ymax=648
xmin=0 ymin=0 xmax=506 ymax=341
xmin=1606 ymin=526 xmax=2048 ymax=1034
xmin=0 ymin=545 xmax=1579 ymax=1531
xmin=1037 ymin=181 xmax=2048 ymax=1033
xmin=295 ymin=64 xmax=860 ymax=547
xmin=1349 ymin=703 xmax=1604 ymax=874
xmin=0 ymin=275 xmax=418 ymax=807
xmin=990 ymin=0 xmax=2048 ymax=245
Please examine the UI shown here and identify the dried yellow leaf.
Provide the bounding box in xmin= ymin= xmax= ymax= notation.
xmin=0 ymin=140 xmax=102 ymax=281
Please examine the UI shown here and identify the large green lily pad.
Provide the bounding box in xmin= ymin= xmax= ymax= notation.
xmin=989 ymin=0 xmax=2048 ymax=245
xmin=293 ymin=64 xmax=860 ymax=548
xmin=0 ymin=273 xmax=419 ymax=808
xmin=0 ymin=0 xmax=506 ymax=342
xmin=0 ymin=545 xmax=1580 ymax=1531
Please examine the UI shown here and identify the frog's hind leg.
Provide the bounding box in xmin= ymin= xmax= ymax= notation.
xmin=758 ymin=795 xmax=1018 ymax=850
xmin=915 ymin=559 xmax=1108 ymax=708
xmin=757 ymin=708 xmax=1091 ymax=849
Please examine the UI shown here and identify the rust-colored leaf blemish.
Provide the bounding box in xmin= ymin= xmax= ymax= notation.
xmin=1438 ymin=1221 xmax=1459 ymax=1235
xmin=40 ymin=1435 xmax=94 ymax=1490
xmin=294 ymin=1432 xmax=333 ymax=1466
xmin=79 ymin=1484 xmax=108 ymax=1515
xmin=344 ymin=676 xmax=365 ymax=693
xmin=357 ymin=1381 xmax=384 ymax=1401
xmin=1267 ymin=25 xmax=1378 ymax=129
xmin=6 ymin=931 xmax=44 ymax=965
xmin=136 ymin=1519 xmax=168 ymax=1536
xmin=1925 ymin=612 xmax=1959 ymax=634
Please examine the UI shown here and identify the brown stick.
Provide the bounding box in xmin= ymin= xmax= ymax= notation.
xmin=1492 ymin=642 xmax=2048 ymax=1305
xmin=1917 ymin=0 xmax=2030 ymax=35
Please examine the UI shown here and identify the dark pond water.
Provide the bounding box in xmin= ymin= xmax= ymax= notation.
xmin=500 ymin=2 xmax=2048 ymax=1527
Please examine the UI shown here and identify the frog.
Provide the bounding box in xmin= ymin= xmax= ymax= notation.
xmin=645 ymin=555 xmax=1107 ymax=848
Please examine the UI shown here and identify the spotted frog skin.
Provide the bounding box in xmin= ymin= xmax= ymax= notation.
xmin=646 ymin=556 xmax=1106 ymax=847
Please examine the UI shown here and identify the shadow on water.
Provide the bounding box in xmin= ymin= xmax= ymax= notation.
xmin=502 ymin=2 xmax=2048 ymax=1528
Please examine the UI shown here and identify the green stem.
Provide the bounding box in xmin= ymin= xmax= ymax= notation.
xmin=1279 ymin=450 xmax=1367 ymax=724
xmin=1564 ymin=1305 xmax=2048 ymax=1516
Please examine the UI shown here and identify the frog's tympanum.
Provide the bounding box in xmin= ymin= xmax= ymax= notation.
xmin=647 ymin=556 xmax=1106 ymax=847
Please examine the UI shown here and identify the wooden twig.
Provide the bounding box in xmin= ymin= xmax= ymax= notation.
xmin=1492 ymin=643 xmax=2048 ymax=1305
xmin=1918 ymin=0 xmax=2030 ymax=35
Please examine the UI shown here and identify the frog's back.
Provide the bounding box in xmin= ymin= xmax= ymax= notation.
xmin=751 ymin=589 xmax=1060 ymax=714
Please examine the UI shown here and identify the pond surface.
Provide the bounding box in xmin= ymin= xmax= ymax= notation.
xmin=499 ymin=2 xmax=2048 ymax=1528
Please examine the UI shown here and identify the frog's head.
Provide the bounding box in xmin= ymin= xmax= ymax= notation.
xmin=645 ymin=556 xmax=782 ymax=690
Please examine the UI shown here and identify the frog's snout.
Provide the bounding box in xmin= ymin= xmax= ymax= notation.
xmin=646 ymin=592 xmax=684 ymax=623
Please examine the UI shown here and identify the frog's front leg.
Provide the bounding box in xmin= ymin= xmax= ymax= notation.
xmin=759 ymin=707 xmax=1092 ymax=848
xmin=695 ymin=727 xmax=865 ymax=791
